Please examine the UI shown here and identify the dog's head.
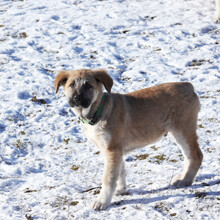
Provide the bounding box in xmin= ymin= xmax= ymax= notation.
xmin=54 ymin=69 xmax=113 ymax=112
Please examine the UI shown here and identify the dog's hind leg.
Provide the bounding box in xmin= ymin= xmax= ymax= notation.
xmin=92 ymin=148 xmax=123 ymax=210
xmin=171 ymin=127 xmax=203 ymax=187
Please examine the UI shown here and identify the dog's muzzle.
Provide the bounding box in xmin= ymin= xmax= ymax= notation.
xmin=69 ymin=94 xmax=91 ymax=108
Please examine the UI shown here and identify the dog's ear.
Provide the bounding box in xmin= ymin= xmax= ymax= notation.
xmin=93 ymin=69 xmax=113 ymax=93
xmin=54 ymin=71 xmax=69 ymax=93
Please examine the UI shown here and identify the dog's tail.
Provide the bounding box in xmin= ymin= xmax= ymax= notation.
xmin=175 ymin=82 xmax=201 ymax=113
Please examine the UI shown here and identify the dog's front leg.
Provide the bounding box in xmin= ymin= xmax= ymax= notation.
xmin=92 ymin=148 xmax=123 ymax=210
xmin=115 ymin=161 xmax=127 ymax=195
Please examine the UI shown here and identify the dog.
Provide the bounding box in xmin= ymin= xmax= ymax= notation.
xmin=54 ymin=69 xmax=203 ymax=210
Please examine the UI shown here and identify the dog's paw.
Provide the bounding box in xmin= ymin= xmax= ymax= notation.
xmin=92 ymin=199 xmax=110 ymax=211
xmin=171 ymin=174 xmax=193 ymax=187
xmin=115 ymin=187 xmax=127 ymax=196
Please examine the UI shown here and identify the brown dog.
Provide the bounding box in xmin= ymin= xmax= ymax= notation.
xmin=54 ymin=69 xmax=203 ymax=210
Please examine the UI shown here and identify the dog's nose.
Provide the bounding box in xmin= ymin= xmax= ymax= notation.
xmin=74 ymin=94 xmax=81 ymax=102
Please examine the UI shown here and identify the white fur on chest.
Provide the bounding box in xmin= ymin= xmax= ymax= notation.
xmin=83 ymin=121 xmax=111 ymax=151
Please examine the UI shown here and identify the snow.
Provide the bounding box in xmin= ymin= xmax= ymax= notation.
xmin=0 ymin=0 xmax=219 ymax=219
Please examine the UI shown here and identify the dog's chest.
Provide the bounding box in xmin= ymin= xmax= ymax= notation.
xmin=82 ymin=122 xmax=111 ymax=150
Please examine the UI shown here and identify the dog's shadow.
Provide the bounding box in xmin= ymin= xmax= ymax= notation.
xmin=111 ymin=175 xmax=220 ymax=209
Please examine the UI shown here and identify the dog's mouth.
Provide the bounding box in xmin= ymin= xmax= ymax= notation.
xmin=69 ymin=98 xmax=91 ymax=109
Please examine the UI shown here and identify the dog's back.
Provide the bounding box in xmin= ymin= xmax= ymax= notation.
xmin=109 ymin=82 xmax=200 ymax=152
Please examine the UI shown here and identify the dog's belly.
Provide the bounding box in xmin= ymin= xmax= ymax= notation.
xmin=123 ymin=137 xmax=163 ymax=153
xmin=123 ymin=127 xmax=167 ymax=153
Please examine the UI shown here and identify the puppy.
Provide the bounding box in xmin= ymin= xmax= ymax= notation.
xmin=54 ymin=69 xmax=203 ymax=210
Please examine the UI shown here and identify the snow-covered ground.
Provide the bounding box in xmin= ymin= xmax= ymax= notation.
xmin=0 ymin=0 xmax=219 ymax=219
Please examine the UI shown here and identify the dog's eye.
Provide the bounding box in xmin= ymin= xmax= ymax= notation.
xmin=84 ymin=83 xmax=92 ymax=89
xmin=69 ymin=82 xmax=75 ymax=88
